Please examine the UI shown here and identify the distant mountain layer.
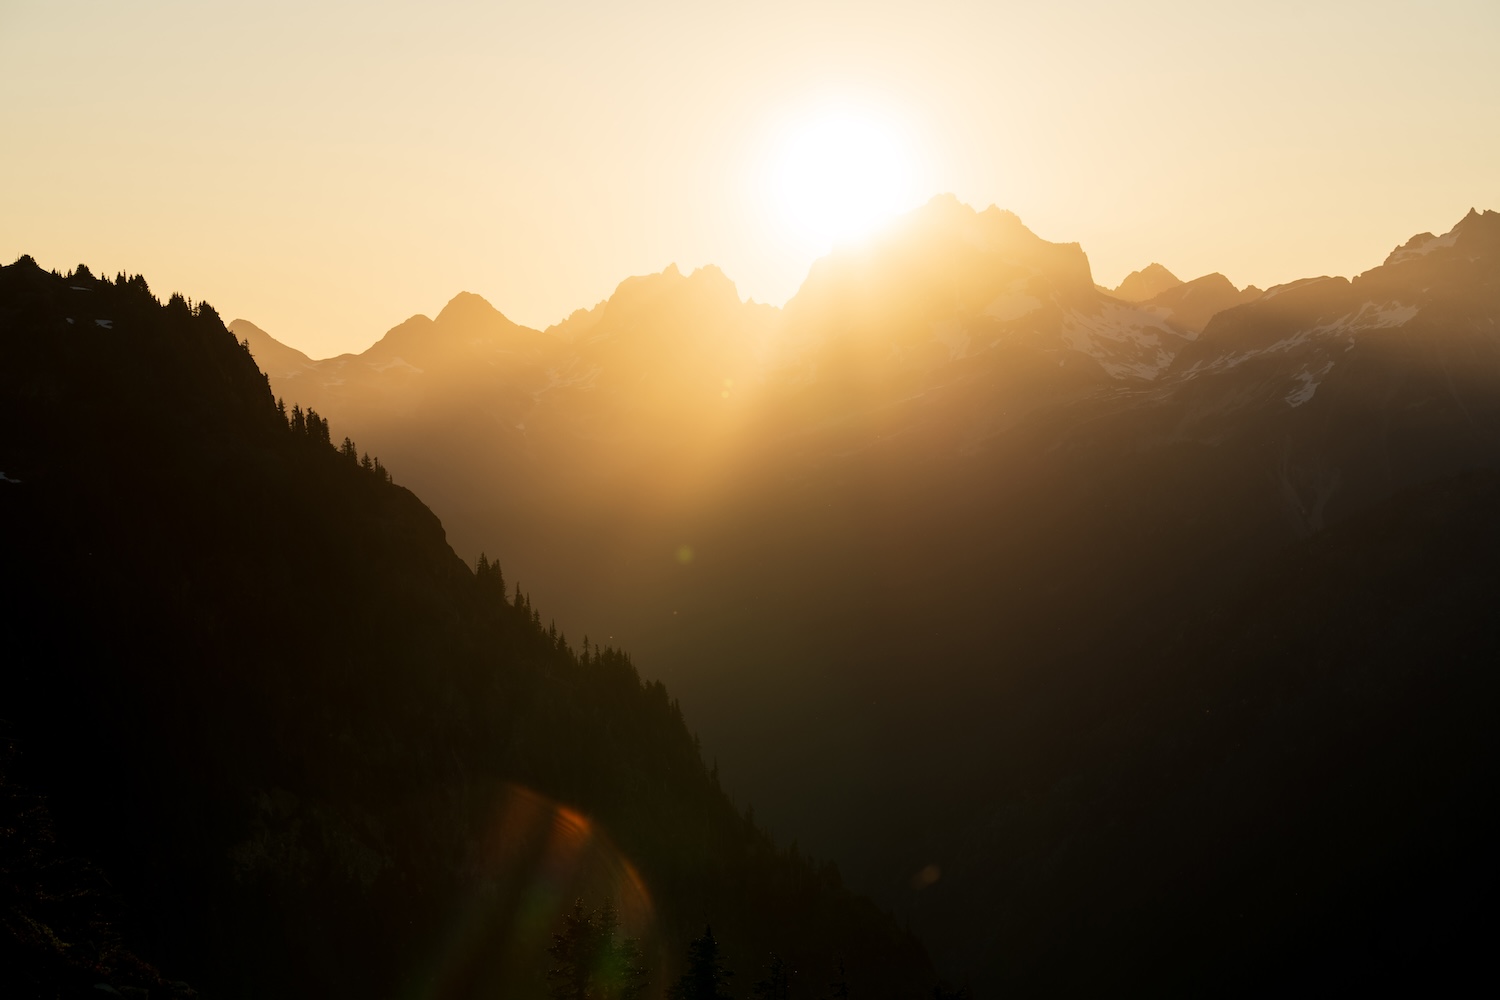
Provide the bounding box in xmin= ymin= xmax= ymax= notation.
xmin=0 ymin=259 xmax=934 ymax=999
xmin=1139 ymin=271 xmax=1261 ymax=331
xmin=235 ymin=315 xmax=315 ymax=377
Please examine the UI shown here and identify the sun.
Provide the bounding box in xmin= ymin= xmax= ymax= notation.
xmin=769 ymin=109 xmax=921 ymax=251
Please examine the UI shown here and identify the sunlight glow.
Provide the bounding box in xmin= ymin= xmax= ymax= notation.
xmin=770 ymin=109 xmax=921 ymax=252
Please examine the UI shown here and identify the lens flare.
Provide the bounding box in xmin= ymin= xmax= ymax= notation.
xmin=405 ymin=784 xmax=656 ymax=998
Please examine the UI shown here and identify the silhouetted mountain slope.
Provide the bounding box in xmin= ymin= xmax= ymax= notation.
xmin=1 ymin=734 xmax=201 ymax=999
xmin=0 ymin=258 xmax=933 ymax=999
xmin=876 ymin=208 xmax=1500 ymax=989
xmin=1132 ymin=469 xmax=1499 ymax=993
xmin=232 ymin=203 xmax=1500 ymax=993
xmin=893 ymin=467 xmax=1500 ymax=995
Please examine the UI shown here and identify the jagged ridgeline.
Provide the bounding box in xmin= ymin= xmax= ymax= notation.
xmin=0 ymin=258 xmax=933 ymax=998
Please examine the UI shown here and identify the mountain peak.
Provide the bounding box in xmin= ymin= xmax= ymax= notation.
xmin=228 ymin=317 xmax=316 ymax=375
xmin=1452 ymin=206 xmax=1499 ymax=234
xmin=361 ymin=291 xmax=545 ymax=367
xmin=1113 ymin=263 xmax=1182 ymax=303
xmin=1139 ymin=272 xmax=1261 ymax=333
xmin=900 ymin=194 xmax=1034 ymax=247
xmin=435 ymin=290 xmax=515 ymax=328
xmin=606 ymin=262 xmax=742 ymax=309
xmin=1384 ymin=208 xmax=1500 ymax=267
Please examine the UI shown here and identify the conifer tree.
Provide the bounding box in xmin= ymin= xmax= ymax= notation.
xmin=547 ymin=899 xmax=597 ymax=1000
xmin=751 ymin=953 xmax=791 ymax=1000
xmin=546 ymin=898 xmax=648 ymax=1000
xmin=825 ymin=958 xmax=849 ymax=1000
xmin=668 ymin=926 xmax=733 ymax=1000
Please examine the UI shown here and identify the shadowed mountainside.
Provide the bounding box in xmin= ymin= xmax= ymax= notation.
xmin=224 ymin=201 xmax=1500 ymax=990
xmin=0 ymin=258 xmax=934 ymax=999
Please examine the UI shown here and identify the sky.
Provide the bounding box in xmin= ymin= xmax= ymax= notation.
xmin=3 ymin=0 xmax=1498 ymax=358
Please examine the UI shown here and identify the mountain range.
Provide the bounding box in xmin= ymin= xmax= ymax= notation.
xmin=233 ymin=197 xmax=1500 ymax=992
xmin=7 ymin=196 xmax=1499 ymax=995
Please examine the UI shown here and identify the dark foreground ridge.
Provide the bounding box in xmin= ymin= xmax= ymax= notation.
xmin=0 ymin=258 xmax=935 ymax=998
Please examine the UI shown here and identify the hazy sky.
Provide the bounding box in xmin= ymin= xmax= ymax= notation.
xmin=4 ymin=1 xmax=1498 ymax=357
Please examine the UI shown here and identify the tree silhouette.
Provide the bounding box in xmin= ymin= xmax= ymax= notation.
xmin=668 ymin=926 xmax=734 ymax=1000
xmin=751 ymin=953 xmax=791 ymax=1000
xmin=475 ymin=552 xmax=506 ymax=600
xmin=825 ymin=958 xmax=849 ymax=1000
xmin=547 ymin=898 xmax=648 ymax=1000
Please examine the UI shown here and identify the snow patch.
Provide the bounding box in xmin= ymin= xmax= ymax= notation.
xmin=70 ymin=285 xmax=92 ymax=291
xmin=1286 ymin=360 xmax=1335 ymax=407
xmin=1362 ymin=302 xmax=1418 ymax=328
xmin=1061 ymin=305 xmax=1180 ymax=380
xmin=1387 ymin=230 xmax=1459 ymax=265
xmin=366 ymin=356 xmax=423 ymax=374
xmin=94 ymin=319 xmax=113 ymax=329
xmin=1202 ymin=301 xmax=1417 ymax=372
xmin=0 ymin=471 xmax=20 ymax=484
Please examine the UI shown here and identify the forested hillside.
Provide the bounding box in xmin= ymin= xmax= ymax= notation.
xmin=0 ymin=257 xmax=934 ymax=999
